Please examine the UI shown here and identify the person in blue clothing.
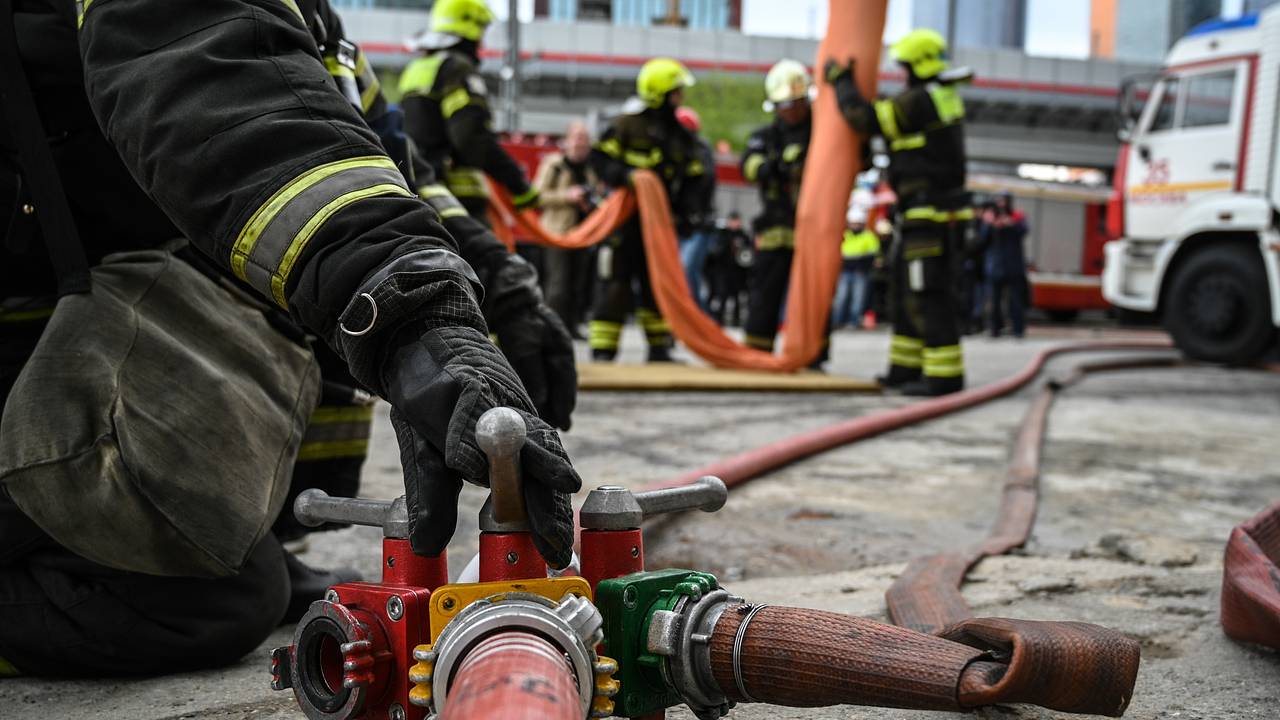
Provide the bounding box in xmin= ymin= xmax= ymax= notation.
xmin=981 ymin=193 xmax=1030 ymax=338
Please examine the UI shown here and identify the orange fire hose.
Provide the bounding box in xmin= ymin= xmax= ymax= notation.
xmin=486 ymin=0 xmax=883 ymax=370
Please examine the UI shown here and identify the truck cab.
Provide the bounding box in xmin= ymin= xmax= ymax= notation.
xmin=1103 ymin=12 xmax=1280 ymax=363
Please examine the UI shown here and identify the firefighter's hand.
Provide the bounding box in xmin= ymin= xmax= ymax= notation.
xmin=383 ymin=326 xmax=581 ymax=568
xmin=480 ymin=254 xmax=577 ymax=431
xmin=824 ymin=58 xmax=854 ymax=85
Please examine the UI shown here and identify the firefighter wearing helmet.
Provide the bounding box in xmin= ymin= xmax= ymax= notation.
xmin=587 ymin=58 xmax=706 ymax=362
xmin=739 ymin=59 xmax=827 ymax=360
xmin=399 ymin=0 xmax=540 ymax=221
xmin=826 ymin=29 xmax=973 ymax=396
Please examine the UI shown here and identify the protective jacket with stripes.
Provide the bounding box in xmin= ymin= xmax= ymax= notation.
xmin=3 ymin=0 xmax=486 ymax=370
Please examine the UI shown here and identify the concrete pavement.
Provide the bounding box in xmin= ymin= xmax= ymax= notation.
xmin=3 ymin=324 xmax=1278 ymax=719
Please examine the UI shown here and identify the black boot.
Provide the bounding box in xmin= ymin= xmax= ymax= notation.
xmin=876 ymin=366 xmax=921 ymax=389
xmin=646 ymin=345 xmax=680 ymax=363
xmin=282 ymin=552 xmax=362 ymax=624
xmin=900 ymin=376 xmax=964 ymax=397
xmin=591 ymin=348 xmax=618 ymax=362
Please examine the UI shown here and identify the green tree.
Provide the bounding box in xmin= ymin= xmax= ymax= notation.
xmin=683 ymin=72 xmax=771 ymax=152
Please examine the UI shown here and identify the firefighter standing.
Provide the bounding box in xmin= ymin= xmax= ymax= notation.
xmin=740 ymin=59 xmax=816 ymax=355
xmin=587 ymin=58 xmax=706 ymax=362
xmin=827 ymin=29 xmax=971 ymax=396
xmin=398 ymin=0 xmax=539 ymax=222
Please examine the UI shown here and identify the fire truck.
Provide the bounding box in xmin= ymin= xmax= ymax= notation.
xmin=1103 ymin=10 xmax=1280 ymax=363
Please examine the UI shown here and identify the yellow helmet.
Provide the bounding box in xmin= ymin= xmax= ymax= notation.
xmin=429 ymin=0 xmax=493 ymax=43
xmin=637 ymin=58 xmax=696 ymax=108
xmin=891 ymin=28 xmax=948 ymax=80
xmin=764 ymin=58 xmax=812 ymax=108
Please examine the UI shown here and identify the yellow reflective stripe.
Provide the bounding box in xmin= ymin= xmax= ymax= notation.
xmin=687 ymin=160 xmax=705 ymax=176
xmin=399 ymin=53 xmax=447 ymax=96
xmin=891 ymin=334 xmax=924 ymax=349
xmin=231 ymin=157 xmax=410 ymax=306
xmin=0 ymin=655 xmax=20 ymax=677
xmin=417 ymin=184 xmax=452 ymax=198
xmin=781 ymin=143 xmax=804 ymax=163
xmin=356 ymin=51 xmax=381 ymax=113
xmin=889 ymin=351 xmax=923 ymax=368
xmin=743 ymin=153 xmax=766 ymax=182
xmin=324 ymin=56 xmax=355 ymax=80
xmin=441 ymin=87 xmax=472 ymax=118
xmin=297 ymin=439 xmax=370 ymax=461
xmin=745 ymin=334 xmax=775 ymax=351
xmin=309 ymin=405 xmax=375 ymax=425
xmin=512 ymin=187 xmax=539 ymax=206
xmin=756 ymin=226 xmax=795 ymax=250
xmin=437 ymin=207 xmax=467 ymax=218
xmin=0 ymin=307 xmax=55 ymax=323
xmin=270 ymin=182 xmax=411 ymax=307
xmin=444 ymin=168 xmax=488 ymax=197
xmin=927 ymin=83 xmax=964 ymax=123
xmin=949 ymin=208 xmax=975 ymax=221
xmin=903 ymin=206 xmax=944 ymax=222
xmin=890 ymin=134 xmax=926 ymax=151
xmin=623 ymin=148 xmax=662 ymax=169
xmin=76 ymin=0 xmax=95 ymax=28
xmin=597 ymin=138 xmax=623 ymax=159
xmin=875 ymin=99 xmax=902 ymax=141
xmin=924 ymin=363 xmax=964 ymax=378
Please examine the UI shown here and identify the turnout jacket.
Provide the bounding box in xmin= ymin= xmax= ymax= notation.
xmin=3 ymin=0 xmax=492 ymax=355
xmin=740 ymin=115 xmax=810 ymax=244
xmin=841 ymin=79 xmax=966 ymax=204
xmin=590 ymin=105 xmax=707 ymax=218
xmin=399 ymin=47 xmax=535 ymax=205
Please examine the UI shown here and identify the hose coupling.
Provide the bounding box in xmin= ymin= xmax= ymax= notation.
xmin=647 ymin=587 xmax=742 ymax=720
xmin=415 ymin=592 xmax=606 ymax=718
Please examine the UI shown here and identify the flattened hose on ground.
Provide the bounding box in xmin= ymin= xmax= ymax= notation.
xmin=642 ymin=340 xmax=1175 ymax=492
xmin=633 ymin=343 xmax=1177 ymax=717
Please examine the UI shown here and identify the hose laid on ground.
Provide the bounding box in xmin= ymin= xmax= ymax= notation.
xmin=885 ymin=355 xmax=1183 ymax=633
xmin=642 ymin=339 xmax=1175 ymax=492
xmin=1222 ymin=500 xmax=1280 ymax=650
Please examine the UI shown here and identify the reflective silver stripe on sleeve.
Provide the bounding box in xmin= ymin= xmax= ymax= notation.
xmin=231 ymin=156 xmax=412 ymax=307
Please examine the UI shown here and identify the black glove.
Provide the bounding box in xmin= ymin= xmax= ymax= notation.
xmin=824 ymin=58 xmax=854 ymax=85
xmin=479 ymin=254 xmax=577 ymax=431
xmin=383 ymin=323 xmax=581 ymax=568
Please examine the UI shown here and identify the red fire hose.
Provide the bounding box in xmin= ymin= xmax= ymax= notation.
xmin=438 ymin=631 xmax=582 ymax=720
xmin=645 ymin=339 xmax=1174 ymax=492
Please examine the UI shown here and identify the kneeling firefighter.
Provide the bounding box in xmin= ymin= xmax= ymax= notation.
xmin=587 ymin=58 xmax=707 ymax=362
xmin=740 ymin=59 xmax=829 ymax=361
xmin=827 ymin=29 xmax=972 ymax=396
xmin=0 ymin=0 xmax=576 ymax=677
xmin=399 ymin=0 xmax=539 ymax=222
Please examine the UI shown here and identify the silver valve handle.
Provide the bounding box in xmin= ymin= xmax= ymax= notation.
xmin=579 ymin=476 xmax=727 ymax=531
xmin=293 ymin=489 xmax=409 ymax=539
xmin=476 ymin=407 xmax=529 ymax=530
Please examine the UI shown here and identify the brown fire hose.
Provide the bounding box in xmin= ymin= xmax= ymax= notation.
xmin=1221 ymin=500 xmax=1280 ymax=649
xmin=635 ymin=345 xmax=1192 ymax=717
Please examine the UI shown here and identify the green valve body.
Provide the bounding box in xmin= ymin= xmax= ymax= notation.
xmin=596 ymin=569 xmax=719 ymax=717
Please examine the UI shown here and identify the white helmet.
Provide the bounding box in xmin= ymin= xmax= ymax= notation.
xmin=764 ymin=59 xmax=812 ymax=110
xmin=847 ymin=207 xmax=868 ymax=224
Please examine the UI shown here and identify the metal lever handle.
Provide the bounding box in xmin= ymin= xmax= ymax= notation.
xmin=635 ymin=476 xmax=727 ymax=518
xmin=579 ymin=476 xmax=727 ymax=531
xmin=293 ymin=488 xmax=409 ymax=539
xmin=476 ymin=407 xmax=528 ymax=525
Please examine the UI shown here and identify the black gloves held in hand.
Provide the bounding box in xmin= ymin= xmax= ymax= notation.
xmin=382 ymin=323 xmax=581 ymax=569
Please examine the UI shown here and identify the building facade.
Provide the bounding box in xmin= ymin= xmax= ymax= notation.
xmin=1109 ymin=0 xmax=1222 ymax=62
xmin=912 ymin=0 xmax=1027 ymax=51
xmin=534 ymin=0 xmax=742 ymax=30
